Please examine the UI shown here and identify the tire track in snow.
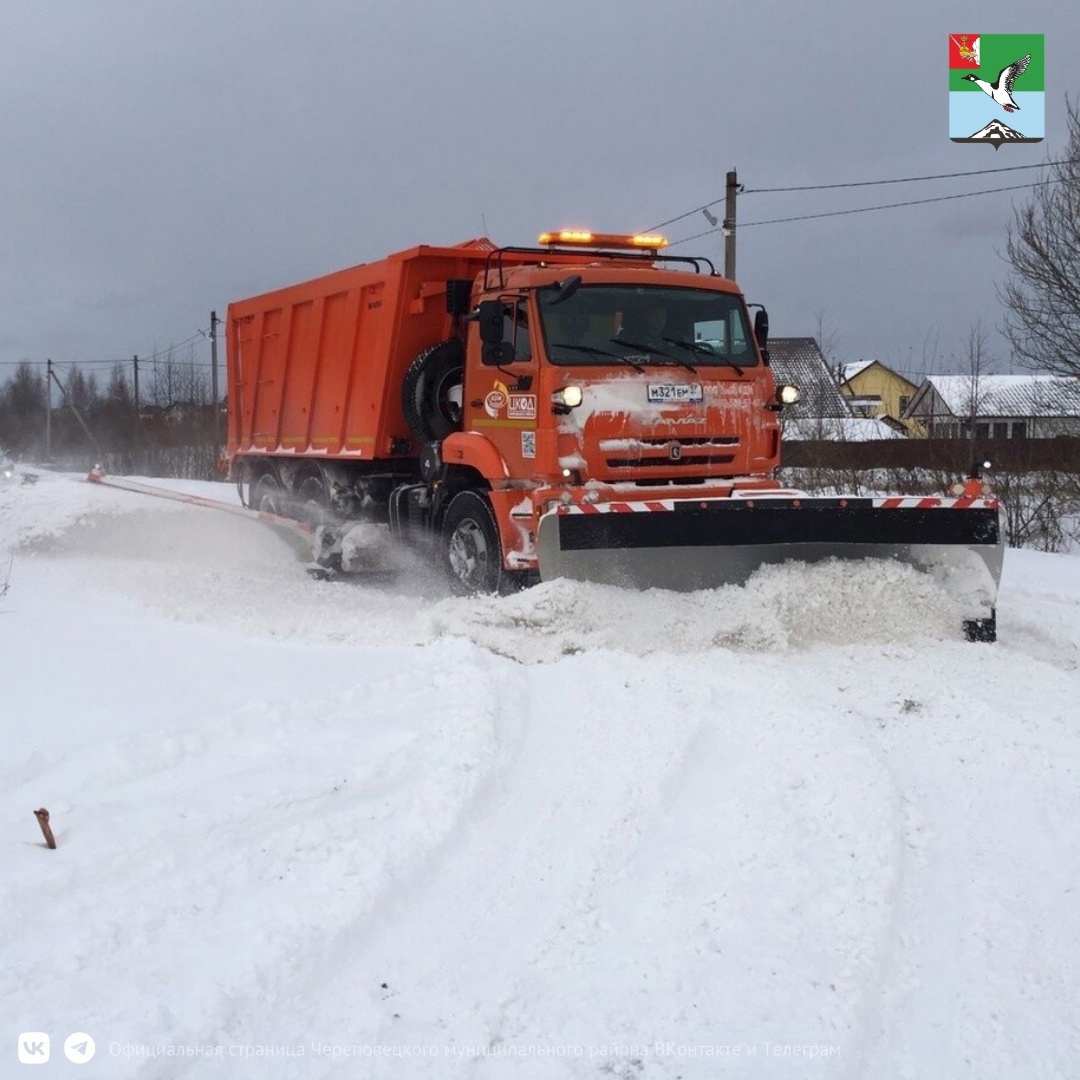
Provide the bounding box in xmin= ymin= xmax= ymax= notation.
xmin=256 ymin=657 xmax=708 ymax=1076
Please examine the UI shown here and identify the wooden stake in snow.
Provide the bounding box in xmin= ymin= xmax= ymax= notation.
xmin=34 ymin=808 xmax=56 ymax=850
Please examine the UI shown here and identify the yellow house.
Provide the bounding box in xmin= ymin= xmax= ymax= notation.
xmin=839 ymin=360 xmax=920 ymax=435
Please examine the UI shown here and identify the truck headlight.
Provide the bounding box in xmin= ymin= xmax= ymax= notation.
xmin=552 ymin=385 xmax=583 ymax=409
xmin=775 ymin=384 xmax=802 ymax=405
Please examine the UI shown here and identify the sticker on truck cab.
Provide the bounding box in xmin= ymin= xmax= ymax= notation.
xmin=647 ymin=383 xmax=703 ymax=403
xmin=508 ymin=394 xmax=537 ymax=420
xmin=484 ymin=381 xmax=510 ymax=417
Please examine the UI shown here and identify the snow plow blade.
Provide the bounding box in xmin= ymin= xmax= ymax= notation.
xmin=537 ymin=494 xmax=1003 ymax=627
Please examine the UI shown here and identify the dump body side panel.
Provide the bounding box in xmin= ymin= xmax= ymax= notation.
xmin=227 ymin=243 xmax=503 ymax=464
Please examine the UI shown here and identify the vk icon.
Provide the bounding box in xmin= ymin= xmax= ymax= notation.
xmin=18 ymin=1033 xmax=50 ymax=1064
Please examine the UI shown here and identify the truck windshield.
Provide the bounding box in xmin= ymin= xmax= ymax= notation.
xmin=538 ymin=285 xmax=757 ymax=368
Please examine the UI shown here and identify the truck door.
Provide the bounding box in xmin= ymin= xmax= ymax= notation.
xmin=468 ymin=299 xmax=540 ymax=475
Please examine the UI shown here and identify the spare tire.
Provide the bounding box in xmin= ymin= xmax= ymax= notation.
xmin=402 ymin=339 xmax=465 ymax=441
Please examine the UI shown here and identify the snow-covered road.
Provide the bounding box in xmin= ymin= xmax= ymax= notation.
xmin=2 ymin=471 xmax=1078 ymax=1078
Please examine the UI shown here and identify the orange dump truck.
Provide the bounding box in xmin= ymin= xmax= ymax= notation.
xmin=226 ymin=232 xmax=1003 ymax=638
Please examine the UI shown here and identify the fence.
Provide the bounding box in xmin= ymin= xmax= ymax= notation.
xmin=780 ymin=438 xmax=1080 ymax=552
xmin=781 ymin=437 xmax=1080 ymax=472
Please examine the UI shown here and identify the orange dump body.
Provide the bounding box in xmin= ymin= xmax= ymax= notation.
xmin=227 ymin=239 xmax=486 ymax=462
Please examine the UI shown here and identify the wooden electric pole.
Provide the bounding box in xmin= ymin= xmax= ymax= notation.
xmin=210 ymin=310 xmax=221 ymax=445
xmin=45 ymin=359 xmax=52 ymax=460
xmin=723 ymin=169 xmax=739 ymax=280
xmin=132 ymin=354 xmax=140 ymax=414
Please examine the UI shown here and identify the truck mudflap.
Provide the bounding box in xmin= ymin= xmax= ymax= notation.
xmin=536 ymin=494 xmax=1004 ymax=616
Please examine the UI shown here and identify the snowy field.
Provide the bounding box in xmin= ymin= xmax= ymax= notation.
xmin=2 ymin=469 xmax=1079 ymax=1078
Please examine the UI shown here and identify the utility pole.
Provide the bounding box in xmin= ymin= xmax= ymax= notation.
xmin=723 ymin=169 xmax=739 ymax=280
xmin=45 ymin=359 xmax=52 ymax=460
xmin=49 ymin=364 xmax=102 ymax=455
xmin=210 ymin=310 xmax=221 ymax=445
xmin=132 ymin=354 xmax=140 ymax=414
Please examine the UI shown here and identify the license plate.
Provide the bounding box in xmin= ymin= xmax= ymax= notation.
xmin=647 ymin=383 xmax=703 ymax=403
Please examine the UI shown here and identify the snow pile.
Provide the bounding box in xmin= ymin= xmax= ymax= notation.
xmin=432 ymin=559 xmax=961 ymax=662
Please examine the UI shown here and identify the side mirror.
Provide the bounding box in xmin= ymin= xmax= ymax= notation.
xmin=754 ymin=308 xmax=769 ymax=349
xmin=477 ymin=300 xmax=504 ymax=344
xmin=482 ymin=341 xmax=515 ymax=366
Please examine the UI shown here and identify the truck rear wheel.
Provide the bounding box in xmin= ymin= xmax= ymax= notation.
xmin=296 ymin=474 xmax=328 ymax=528
xmin=402 ymin=339 xmax=464 ymax=442
xmin=442 ymin=490 xmax=505 ymax=594
xmin=251 ymin=472 xmax=283 ymax=515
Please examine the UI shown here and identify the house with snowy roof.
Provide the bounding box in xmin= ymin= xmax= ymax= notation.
xmin=903 ymin=375 xmax=1080 ymax=439
xmin=838 ymin=360 xmax=919 ymax=434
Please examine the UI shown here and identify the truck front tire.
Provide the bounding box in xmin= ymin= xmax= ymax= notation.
xmin=442 ymin=490 xmax=505 ymax=594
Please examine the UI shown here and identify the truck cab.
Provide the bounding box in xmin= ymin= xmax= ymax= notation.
xmin=431 ymin=245 xmax=790 ymax=590
xmin=465 ymin=262 xmax=782 ymax=486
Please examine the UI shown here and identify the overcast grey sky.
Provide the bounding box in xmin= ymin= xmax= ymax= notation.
xmin=2 ymin=0 xmax=1077 ymax=387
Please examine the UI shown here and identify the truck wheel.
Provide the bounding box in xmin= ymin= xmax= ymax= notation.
xmin=402 ymin=339 xmax=464 ymax=442
xmin=252 ymin=472 xmax=283 ymax=515
xmin=297 ymin=474 xmax=328 ymax=528
xmin=442 ymin=490 xmax=505 ymax=594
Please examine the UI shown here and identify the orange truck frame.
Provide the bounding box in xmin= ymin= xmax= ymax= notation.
xmin=226 ymin=232 xmax=1003 ymax=638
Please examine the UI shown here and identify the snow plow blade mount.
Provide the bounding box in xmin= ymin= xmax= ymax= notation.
xmin=537 ymin=494 xmax=1003 ymax=615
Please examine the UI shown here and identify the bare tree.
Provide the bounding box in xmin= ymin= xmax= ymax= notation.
xmin=149 ymin=345 xmax=210 ymax=409
xmin=0 ymin=362 xmax=44 ymax=454
xmin=813 ymin=310 xmax=842 ymax=365
xmin=999 ymin=98 xmax=1080 ymax=377
xmin=959 ymin=322 xmax=993 ymax=443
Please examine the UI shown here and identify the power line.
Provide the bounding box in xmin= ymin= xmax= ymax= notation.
xmin=647 ymin=157 xmax=1074 ymax=233
xmin=742 ymin=159 xmax=1077 ymax=195
xmin=0 ymin=358 xmax=212 ymax=370
xmin=0 ymin=330 xmax=212 ymax=369
xmin=743 ymin=179 xmax=1060 ymax=228
xmin=666 ymin=178 xmax=1063 ymax=247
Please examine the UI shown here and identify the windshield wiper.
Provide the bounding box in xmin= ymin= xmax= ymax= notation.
xmin=550 ymin=342 xmax=646 ymax=372
xmin=608 ymin=337 xmax=687 ymax=367
xmin=651 ymin=339 xmax=704 ymax=374
xmin=663 ymin=337 xmax=744 ymax=376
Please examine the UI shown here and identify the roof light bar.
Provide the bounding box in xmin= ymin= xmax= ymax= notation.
xmin=537 ymin=230 xmax=669 ymax=252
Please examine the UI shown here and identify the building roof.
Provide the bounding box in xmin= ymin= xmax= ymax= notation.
xmin=842 ymin=360 xmax=875 ymax=382
xmin=909 ymin=374 xmax=1080 ymax=419
xmin=768 ymin=337 xmax=851 ymax=419
xmin=840 ymin=359 xmax=918 ymax=392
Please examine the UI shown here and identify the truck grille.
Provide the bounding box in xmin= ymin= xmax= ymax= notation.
xmin=606 ymin=454 xmax=736 ymax=468
xmin=599 ymin=437 xmax=739 ymax=450
xmin=600 ymin=436 xmax=739 ymax=470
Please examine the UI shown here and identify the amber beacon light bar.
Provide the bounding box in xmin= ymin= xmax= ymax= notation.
xmin=537 ymin=230 xmax=669 ymax=252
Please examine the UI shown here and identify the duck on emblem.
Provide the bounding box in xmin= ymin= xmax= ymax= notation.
xmin=963 ymin=54 xmax=1031 ymax=112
